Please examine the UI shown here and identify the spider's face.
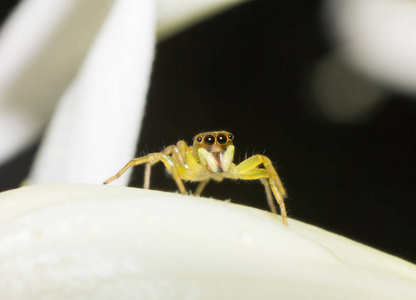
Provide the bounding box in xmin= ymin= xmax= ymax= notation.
xmin=192 ymin=131 xmax=234 ymax=153
xmin=192 ymin=131 xmax=235 ymax=173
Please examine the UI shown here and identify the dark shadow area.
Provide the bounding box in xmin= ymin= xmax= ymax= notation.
xmin=0 ymin=142 xmax=39 ymax=191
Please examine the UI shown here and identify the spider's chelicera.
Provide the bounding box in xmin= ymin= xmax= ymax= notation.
xmin=104 ymin=130 xmax=288 ymax=226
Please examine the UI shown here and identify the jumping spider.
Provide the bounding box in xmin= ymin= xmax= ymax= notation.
xmin=104 ymin=130 xmax=288 ymax=226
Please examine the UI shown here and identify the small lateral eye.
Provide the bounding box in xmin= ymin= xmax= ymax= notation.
xmin=217 ymin=133 xmax=228 ymax=145
xmin=196 ymin=136 xmax=202 ymax=143
xmin=204 ymin=134 xmax=215 ymax=146
xmin=228 ymin=133 xmax=234 ymax=140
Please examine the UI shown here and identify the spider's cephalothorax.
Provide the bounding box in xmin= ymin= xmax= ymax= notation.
xmin=104 ymin=130 xmax=289 ymax=226
xmin=192 ymin=131 xmax=235 ymax=173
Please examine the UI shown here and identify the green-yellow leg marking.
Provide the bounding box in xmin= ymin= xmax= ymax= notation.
xmin=177 ymin=142 xmax=211 ymax=194
xmin=236 ymin=169 xmax=277 ymax=215
xmin=235 ymin=156 xmax=288 ymax=226
xmin=177 ymin=141 xmax=203 ymax=172
xmin=173 ymin=141 xmax=207 ymax=182
xmin=143 ymin=145 xmax=186 ymax=190
xmin=236 ymin=155 xmax=286 ymax=196
xmin=104 ymin=153 xmax=187 ymax=194
xmin=176 ymin=141 xmax=188 ymax=166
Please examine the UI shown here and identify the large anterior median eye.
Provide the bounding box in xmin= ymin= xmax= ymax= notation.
xmin=204 ymin=134 xmax=215 ymax=147
xmin=217 ymin=133 xmax=228 ymax=145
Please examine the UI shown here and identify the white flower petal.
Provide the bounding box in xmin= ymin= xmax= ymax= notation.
xmin=326 ymin=0 xmax=416 ymax=94
xmin=28 ymin=0 xmax=155 ymax=185
xmin=0 ymin=0 xmax=117 ymax=164
xmin=0 ymin=184 xmax=415 ymax=299
xmin=157 ymin=0 xmax=248 ymax=40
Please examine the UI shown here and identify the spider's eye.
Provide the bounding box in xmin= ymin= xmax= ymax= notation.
xmin=228 ymin=133 xmax=234 ymax=140
xmin=196 ymin=136 xmax=202 ymax=143
xmin=217 ymin=133 xmax=228 ymax=145
xmin=204 ymin=134 xmax=215 ymax=147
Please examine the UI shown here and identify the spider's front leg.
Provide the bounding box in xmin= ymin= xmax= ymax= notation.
xmin=232 ymin=155 xmax=288 ymax=226
xmin=142 ymin=141 xmax=204 ymax=194
xmin=143 ymin=145 xmax=186 ymax=190
xmin=104 ymin=152 xmax=187 ymax=194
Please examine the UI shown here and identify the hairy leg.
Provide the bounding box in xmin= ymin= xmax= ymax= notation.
xmin=260 ymin=178 xmax=277 ymax=214
xmin=194 ymin=179 xmax=210 ymax=196
xmin=143 ymin=145 xmax=182 ymax=190
xmin=231 ymin=156 xmax=288 ymax=226
xmin=235 ymin=155 xmax=286 ymax=197
xmin=104 ymin=152 xmax=187 ymax=194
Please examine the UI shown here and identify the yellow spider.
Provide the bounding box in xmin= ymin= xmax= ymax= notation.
xmin=104 ymin=130 xmax=288 ymax=226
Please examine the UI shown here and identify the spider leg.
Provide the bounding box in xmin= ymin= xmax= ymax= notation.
xmin=104 ymin=153 xmax=187 ymax=194
xmin=194 ymin=179 xmax=211 ymax=196
xmin=144 ymin=164 xmax=151 ymax=189
xmin=143 ymin=142 xmax=203 ymax=193
xmin=143 ymin=145 xmax=183 ymax=190
xmin=176 ymin=141 xmax=210 ymax=195
xmin=177 ymin=141 xmax=203 ymax=172
xmin=232 ymin=155 xmax=288 ymax=226
xmin=167 ymin=142 xmax=206 ymax=192
xmin=260 ymin=178 xmax=277 ymax=214
xmin=235 ymin=155 xmax=286 ymax=196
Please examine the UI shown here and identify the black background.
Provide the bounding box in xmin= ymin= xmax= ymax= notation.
xmin=1 ymin=1 xmax=415 ymax=264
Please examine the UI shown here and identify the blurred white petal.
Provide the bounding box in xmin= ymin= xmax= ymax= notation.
xmin=0 ymin=0 xmax=116 ymax=165
xmin=0 ymin=0 xmax=247 ymax=185
xmin=157 ymin=0 xmax=248 ymax=40
xmin=309 ymin=53 xmax=385 ymax=124
xmin=311 ymin=0 xmax=416 ymax=124
xmin=326 ymin=0 xmax=416 ymax=93
xmin=28 ymin=0 xmax=155 ymax=185
xmin=0 ymin=184 xmax=415 ymax=298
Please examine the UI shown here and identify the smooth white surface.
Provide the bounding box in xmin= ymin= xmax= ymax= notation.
xmin=0 ymin=184 xmax=415 ymax=299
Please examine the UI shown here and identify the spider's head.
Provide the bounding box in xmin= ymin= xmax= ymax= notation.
xmin=192 ymin=131 xmax=234 ymax=154
xmin=192 ymin=131 xmax=235 ymax=172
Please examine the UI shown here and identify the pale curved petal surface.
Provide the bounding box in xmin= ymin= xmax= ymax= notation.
xmin=0 ymin=184 xmax=415 ymax=299
xmin=28 ymin=0 xmax=155 ymax=185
